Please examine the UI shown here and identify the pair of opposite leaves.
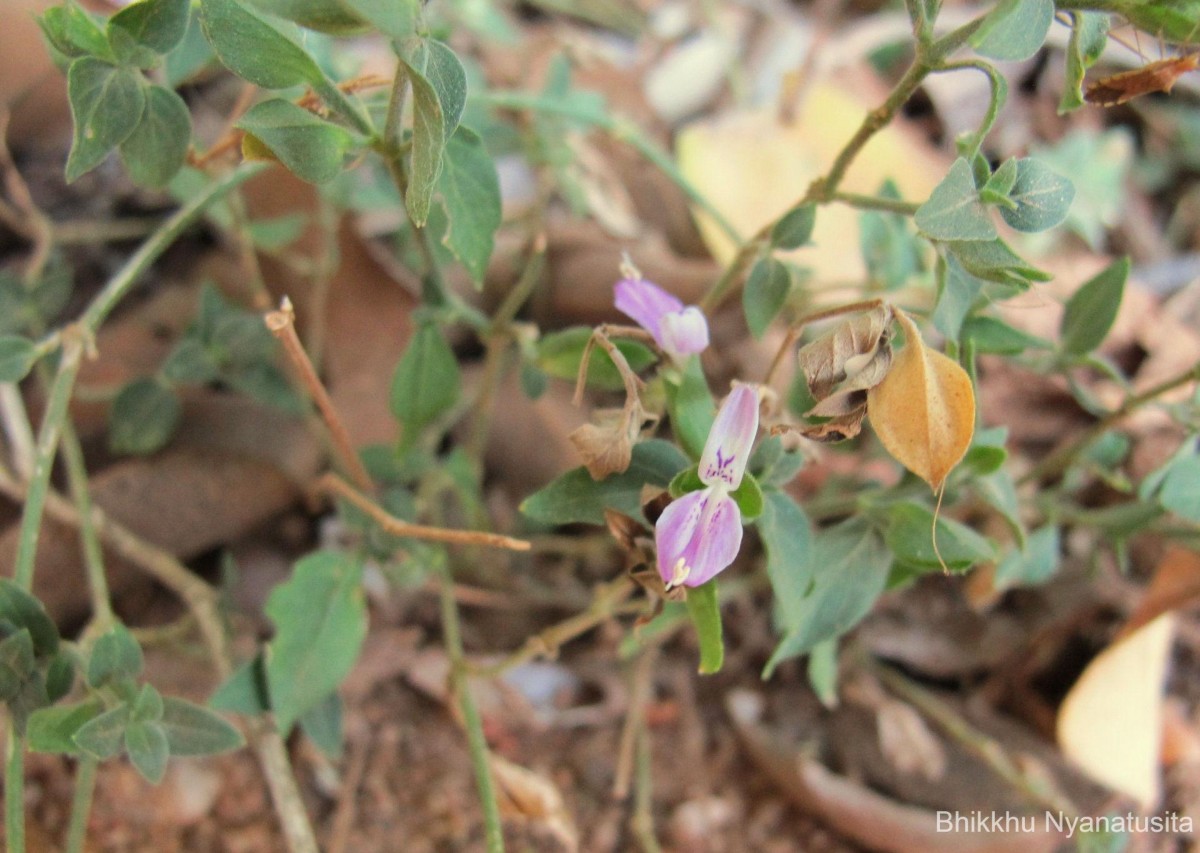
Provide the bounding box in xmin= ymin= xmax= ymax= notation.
xmin=795 ymin=304 xmax=975 ymax=492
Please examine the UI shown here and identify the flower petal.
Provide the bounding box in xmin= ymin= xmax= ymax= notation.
xmin=614 ymin=278 xmax=685 ymax=341
xmin=699 ymin=384 xmax=759 ymax=489
xmin=659 ymin=307 xmax=710 ymax=358
xmin=655 ymin=488 xmax=707 ymax=589
xmin=684 ymin=492 xmax=743 ymax=586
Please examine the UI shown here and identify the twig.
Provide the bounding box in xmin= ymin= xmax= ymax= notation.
xmin=613 ymin=646 xmax=658 ymax=800
xmin=5 ymin=728 xmax=25 ymax=853
xmin=65 ymin=758 xmax=98 ymax=853
xmin=473 ymin=577 xmax=637 ymax=677
xmin=60 ymin=421 xmax=114 ymax=629
xmin=265 ymin=298 xmax=375 ymax=493
xmin=436 ymin=561 xmax=506 ymax=853
xmin=631 ymin=722 xmax=663 ymax=853
xmin=318 ymin=473 xmax=531 ymax=552
xmin=326 ymin=733 xmax=372 ymax=853
xmin=574 ymin=325 xmax=651 ymax=408
xmin=0 ymin=109 xmax=54 ymax=282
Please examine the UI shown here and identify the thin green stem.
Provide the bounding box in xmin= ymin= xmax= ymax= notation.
xmin=828 ymin=191 xmax=922 ymax=215
xmin=13 ymin=335 xmax=84 ymax=590
xmin=65 ymin=758 xmax=98 ymax=853
xmin=5 ymin=727 xmax=25 ymax=853
xmin=60 ymin=420 xmax=114 ymax=629
xmin=1021 ymin=361 xmax=1200 ymax=484
xmin=934 ymin=59 xmax=1006 ymax=157
xmin=437 ymin=563 xmax=505 ymax=853
xmin=80 ymin=163 xmax=266 ymax=333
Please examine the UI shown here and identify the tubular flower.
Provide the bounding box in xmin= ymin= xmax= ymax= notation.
xmin=614 ymin=277 xmax=709 ymax=361
xmin=656 ymin=384 xmax=759 ymax=590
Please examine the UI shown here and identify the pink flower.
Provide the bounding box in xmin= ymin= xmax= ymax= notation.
xmin=656 ymin=385 xmax=759 ymax=589
xmin=614 ymin=277 xmax=709 ymax=361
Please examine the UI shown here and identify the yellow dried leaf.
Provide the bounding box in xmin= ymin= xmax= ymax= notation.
xmin=866 ymin=310 xmax=974 ymax=491
xmin=1057 ymin=613 xmax=1174 ymax=808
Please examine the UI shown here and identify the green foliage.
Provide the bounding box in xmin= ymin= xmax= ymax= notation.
xmin=945 ymin=238 xmax=1051 ymax=287
xmin=0 ymin=263 xmax=73 ymax=336
xmin=998 ymin=159 xmax=1075 ymax=233
xmin=0 ymin=581 xmax=60 ymax=658
xmin=970 ymin=0 xmax=1054 ymax=61
xmin=743 ymin=257 xmax=793 ymax=340
xmin=536 ymin=327 xmax=656 ymax=392
xmin=882 ymin=501 xmax=997 ymax=572
xmin=1059 ymin=11 xmax=1109 ymax=113
xmin=247 ymin=0 xmax=371 ymax=34
xmin=87 ymin=625 xmax=144 ymax=688
xmin=120 ymin=85 xmax=192 ymax=187
xmin=758 ymin=490 xmax=814 ymax=629
xmin=730 ymin=474 xmax=764 ymax=520
xmin=916 ymin=158 xmax=996 ymax=241
xmin=198 ymin=0 xmax=325 ymax=89
xmin=1033 ymin=130 xmax=1132 ymax=248
xmin=860 ymin=181 xmax=922 ymax=290
xmin=27 ymin=700 xmax=104 ymax=754
xmin=209 ymin=656 xmax=270 ymax=715
xmin=158 ymin=697 xmax=245 ymax=755
xmin=994 ymin=525 xmax=1060 ymax=587
xmin=39 ymin=2 xmax=114 ymax=63
xmin=400 ymin=38 xmax=468 ymax=225
xmin=436 ymin=128 xmax=502 ymax=285
xmin=107 ymin=377 xmax=181 ymax=455
xmin=1060 ymin=257 xmax=1129 ymax=355
xmin=521 ymin=439 xmax=689 ymax=526
xmin=1154 ymin=452 xmax=1200 ymax=521
xmin=1111 ymin=0 xmax=1200 ymax=44
xmin=664 ymin=356 xmax=714 ymax=460
xmin=0 ymin=336 xmax=37 ymax=382
xmin=340 ymin=0 xmax=419 ymax=40
xmin=108 ymin=0 xmax=190 ymax=55
xmin=65 ymin=58 xmax=146 ymax=182
xmin=264 ymin=551 xmax=367 ymax=734
xmin=684 ymin=579 xmax=724 ymax=674
xmin=748 ymin=437 xmax=805 ymax=488
xmin=764 ymin=519 xmax=891 ymax=677
xmin=769 ymin=203 xmax=816 ymax=250
xmin=237 ymin=98 xmax=360 ymax=184
xmin=390 ymin=319 xmax=462 ymax=448
xmin=299 ymin=692 xmax=344 ymax=758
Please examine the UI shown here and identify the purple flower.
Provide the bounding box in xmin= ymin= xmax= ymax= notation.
xmin=614 ymin=277 xmax=709 ymax=361
xmin=656 ymin=384 xmax=759 ymax=589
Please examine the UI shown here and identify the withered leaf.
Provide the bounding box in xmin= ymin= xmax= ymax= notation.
xmin=568 ymin=402 xmax=650 ymax=480
xmin=866 ymin=310 xmax=974 ymax=491
xmin=1085 ymin=55 xmax=1199 ymax=107
xmin=797 ymin=303 xmax=895 ymax=408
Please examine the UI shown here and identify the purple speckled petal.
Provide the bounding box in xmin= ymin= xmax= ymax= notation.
xmin=614 ymin=278 xmax=685 ymax=341
xmin=655 ymin=489 xmax=706 ymax=588
xmin=684 ymin=492 xmax=743 ymax=586
xmin=659 ymin=306 xmax=710 ymax=358
xmin=654 ymin=488 xmax=743 ymax=589
xmin=698 ymin=385 xmax=759 ymax=490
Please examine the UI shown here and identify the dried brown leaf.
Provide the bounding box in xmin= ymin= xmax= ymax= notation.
xmin=867 ymin=310 xmax=974 ymax=491
xmin=875 ymin=699 xmax=947 ymax=782
xmin=490 ymin=753 xmax=580 ymax=852
xmin=568 ymin=403 xmax=647 ymax=480
xmin=797 ymin=303 xmax=895 ymax=408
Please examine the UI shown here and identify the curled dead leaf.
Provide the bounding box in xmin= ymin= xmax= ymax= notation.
xmin=568 ymin=401 xmax=651 ymax=479
xmin=867 ymin=310 xmax=975 ymax=491
xmin=490 ymin=753 xmax=580 ymax=852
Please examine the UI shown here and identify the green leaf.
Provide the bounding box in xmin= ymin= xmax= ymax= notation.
xmin=684 ymin=579 xmax=723 ymax=674
xmin=521 ymin=439 xmax=689 ymax=526
xmin=764 ymin=520 xmax=891 ymax=676
xmin=1160 ymin=455 xmax=1200 ymax=521
xmin=664 ymin=356 xmax=713 ymax=460
xmin=1059 ymin=11 xmax=1109 ymax=113
xmin=807 ymin=639 xmax=839 ymax=707
xmin=339 ymin=0 xmax=418 ymax=39
xmin=0 ymin=336 xmax=37 ymax=382
xmin=994 ymin=525 xmax=1059 ymax=588
xmin=131 ymin=683 xmax=164 ymax=723
xmin=298 ymin=691 xmax=343 ymax=758
xmin=970 ymin=0 xmax=1054 ymax=62
xmin=1115 ymin=0 xmax=1200 ymax=45
xmin=125 ymin=720 xmax=170 ymax=783
xmin=399 ymin=39 xmax=464 ymax=226
xmin=389 ymin=320 xmax=461 ymax=448
xmin=916 ymin=158 xmax=996 ymax=241
xmin=981 ymin=157 xmax=1018 ymax=201
xmin=246 ymin=0 xmax=371 ymax=34
xmin=87 ymin=625 xmax=144 ymax=688
xmin=860 ymin=180 xmax=921 ymax=290
xmin=160 ymin=696 xmax=244 ymax=755
xmin=536 ymin=327 xmax=657 ymax=392
xmin=119 ymin=84 xmax=191 ymax=188
xmin=962 ymin=315 xmax=1051 ymax=354
xmin=730 ymin=473 xmax=764 ymax=521
xmin=668 ymin=466 xmax=703 ymax=499
xmin=0 ymin=580 xmax=59 ymax=657
xmin=74 ymin=703 xmax=132 ymax=759
xmin=237 ymin=98 xmax=358 ymax=184
xmin=109 ymin=0 xmax=190 ymax=54
xmin=265 ymin=551 xmax=367 ymax=734
xmin=65 ymin=58 xmax=147 ymax=182
xmin=436 ymin=127 xmax=501 ymax=285
xmin=209 ymin=656 xmax=270 ymax=715
xmin=883 ymin=502 xmax=996 ymax=572
xmin=108 ymin=377 xmax=181 ymax=455
xmin=39 ymin=2 xmax=113 ymax=61
xmin=27 ymin=700 xmax=104 ymax=754
xmin=45 ymin=652 xmax=75 ymax=702
xmin=162 ymin=337 xmax=219 ymax=384
xmin=998 ymin=158 xmax=1075 ymax=233
xmin=0 ymin=631 xmax=35 ymax=700
xmin=1060 ymin=257 xmax=1129 ymax=355
xmin=198 ymin=0 xmax=325 ymax=89
xmin=758 ymin=490 xmax=814 ymax=630
xmin=165 ymin=9 xmax=216 ymax=87
xmin=770 ymin=203 xmax=816 ymax=250
xmin=743 ymin=257 xmax=792 ymax=340
xmin=946 ymin=238 xmax=1051 ymax=285
xmin=933 ymin=256 xmax=985 ymax=341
